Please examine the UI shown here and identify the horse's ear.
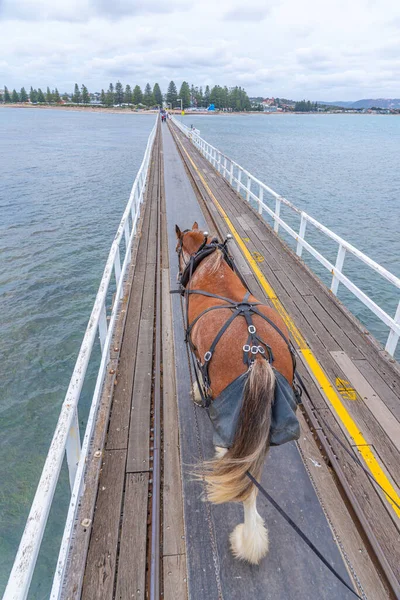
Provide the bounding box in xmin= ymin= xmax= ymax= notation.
xmin=192 ymin=221 xmax=199 ymax=230
xmin=175 ymin=224 xmax=182 ymax=238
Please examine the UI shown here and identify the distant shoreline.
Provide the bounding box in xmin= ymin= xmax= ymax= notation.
xmin=1 ymin=104 xmax=398 ymax=116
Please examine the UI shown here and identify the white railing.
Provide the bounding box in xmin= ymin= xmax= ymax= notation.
xmin=172 ymin=116 xmax=400 ymax=356
xmin=4 ymin=118 xmax=158 ymax=600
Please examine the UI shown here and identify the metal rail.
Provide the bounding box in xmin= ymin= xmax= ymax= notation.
xmin=150 ymin=124 xmax=162 ymax=600
xmin=172 ymin=116 xmax=400 ymax=357
xmin=4 ymin=117 xmax=158 ymax=600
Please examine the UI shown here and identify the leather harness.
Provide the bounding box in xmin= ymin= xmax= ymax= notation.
xmin=175 ymin=232 xmax=299 ymax=408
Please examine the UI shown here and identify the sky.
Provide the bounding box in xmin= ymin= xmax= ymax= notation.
xmin=0 ymin=0 xmax=400 ymax=101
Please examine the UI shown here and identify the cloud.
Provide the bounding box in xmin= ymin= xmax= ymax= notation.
xmin=1 ymin=0 xmax=400 ymax=100
xmin=224 ymin=4 xmax=270 ymax=21
xmin=0 ymin=0 xmax=187 ymax=22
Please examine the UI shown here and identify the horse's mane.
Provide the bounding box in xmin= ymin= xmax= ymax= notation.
xmin=207 ymin=249 xmax=224 ymax=275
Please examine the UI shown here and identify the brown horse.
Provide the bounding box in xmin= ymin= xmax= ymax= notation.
xmin=176 ymin=222 xmax=295 ymax=565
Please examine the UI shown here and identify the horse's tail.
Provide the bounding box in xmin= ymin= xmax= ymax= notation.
xmin=204 ymin=359 xmax=275 ymax=504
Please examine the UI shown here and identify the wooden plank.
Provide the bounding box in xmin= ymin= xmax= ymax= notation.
xmin=81 ymin=450 xmax=126 ymax=600
xmin=303 ymin=401 xmax=400 ymax=585
xmin=331 ymin=351 xmax=400 ymax=450
xmin=162 ymin=268 xmax=186 ymax=556
xmin=354 ymin=358 xmax=400 ymax=422
xmin=163 ymin=555 xmax=188 ymax=600
xmin=106 ymin=268 xmax=146 ymax=450
xmin=126 ymin=318 xmax=153 ymax=472
xmin=114 ymin=473 xmax=149 ymax=600
xmin=296 ymin=412 xmax=391 ymax=600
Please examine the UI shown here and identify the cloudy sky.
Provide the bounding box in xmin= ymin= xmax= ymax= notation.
xmin=0 ymin=0 xmax=399 ymax=101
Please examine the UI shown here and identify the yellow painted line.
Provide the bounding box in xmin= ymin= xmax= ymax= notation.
xmin=175 ymin=132 xmax=400 ymax=519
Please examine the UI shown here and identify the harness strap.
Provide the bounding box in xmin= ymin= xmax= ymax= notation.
xmin=201 ymin=310 xmax=240 ymax=386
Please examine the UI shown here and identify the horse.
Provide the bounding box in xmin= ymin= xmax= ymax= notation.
xmin=175 ymin=222 xmax=297 ymax=565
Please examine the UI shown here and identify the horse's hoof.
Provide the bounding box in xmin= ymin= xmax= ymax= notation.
xmin=229 ymin=521 xmax=269 ymax=565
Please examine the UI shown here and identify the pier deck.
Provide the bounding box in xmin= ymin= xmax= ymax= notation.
xmin=61 ymin=120 xmax=399 ymax=600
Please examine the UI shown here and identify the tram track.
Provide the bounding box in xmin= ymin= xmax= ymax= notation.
xmin=146 ymin=122 xmax=163 ymax=600
xmin=167 ymin=120 xmax=397 ymax=600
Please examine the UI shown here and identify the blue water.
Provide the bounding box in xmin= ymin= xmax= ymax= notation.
xmin=186 ymin=114 xmax=400 ymax=353
xmin=1 ymin=110 xmax=399 ymax=596
xmin=0 ymin=108 xmax=155 ymax=597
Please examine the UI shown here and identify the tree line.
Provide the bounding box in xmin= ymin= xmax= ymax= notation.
xmin=1 ymin=80 xmax=252 ymax=111
xmin=294 ymin=100 xmax=320 ymax=112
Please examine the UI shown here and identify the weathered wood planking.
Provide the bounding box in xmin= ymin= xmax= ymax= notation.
xmin=81 ymin=450 xmax=126 ymax=600
xmin=163 ymin=555 xmax=188 ymax=600
xmin=106 ymin=268 xmax=146 ymax=450
xmin=172 ymin=124 xmax=400 ymax=592
xmin=114 ymin=473 xmax=149 ymax=600
xmin=162 ymin=268 xmax=186 ymax=557
xmin=296 ymin=412 xmax=391 ymax=600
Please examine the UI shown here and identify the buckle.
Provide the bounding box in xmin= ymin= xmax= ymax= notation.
xmin=251 ymin=346 xmax=259 ymax=354
xmin=258 ymin=346 xmax=265 ymax=354
xmin=204 ymin=351 xmax=212 ymax=362
xmin=248 ymin=325 xmax=256 ymax=334
xmin=243 ymin=344 xmax=251 ymax=353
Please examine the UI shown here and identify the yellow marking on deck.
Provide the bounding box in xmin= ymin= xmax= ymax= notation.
xmin=252 ymin=251 xmax=265 ymax=263
xmin=335 ymin=377 xmax=357 ymax=401
xmin=242 ymin=237 xmax=250 ymax=242
xmin=175 ymin=132 xmax=400 ymax=519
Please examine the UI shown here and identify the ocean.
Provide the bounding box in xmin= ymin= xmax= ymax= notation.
xmin=0 ymin=109 xmax=399 ymax=596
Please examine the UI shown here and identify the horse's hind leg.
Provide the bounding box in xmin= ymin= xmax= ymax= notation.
xmin=230 ymin=487 xmax=269 ymax=565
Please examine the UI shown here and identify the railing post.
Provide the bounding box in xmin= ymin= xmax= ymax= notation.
xmin=331 ymin=244 xmax=347 ymax=295
xmin=223 ymin=156 xmax=227 ymax=178
xmin=274 ymin=196 xmax=281 ymax=233
xmin=98 ymin=302 xmax=108 ymax=352
xmin=258 ymin=185 xmax=263 ymax=215
xmin=229 ymin=162 xmax=234 ymax=185
xmin=237 ymin=169 xmax=242 ymax=193
xmin=385 ymin=299 xmax=400 ymax=356
xmin=246 ymin=175 xmax=251 ymax=202
xmin=124 ymin=221 xmax=130 ymax=249
xmin=65 ymin=408 xmax=81 ymax=490
xmin=296 ymin=213 xmax=307 ymax=257
xmin=217 ymin=152 xmax=221 ymax=173
xmin=114 ymin=249 xmax=123 ymax=299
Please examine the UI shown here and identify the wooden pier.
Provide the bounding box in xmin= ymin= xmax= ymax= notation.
xmin=60 ymin=120 xmax=400 ymax=600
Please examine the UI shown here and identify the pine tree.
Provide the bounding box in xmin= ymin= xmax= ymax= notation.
xmin=124 ymin=84 xmax=133 ymax=104
xmin=105 ymin=83 xmax=114 ymax=107
xmin=20 ymin=87 xmax=28 ymax=102
xmin=153 ymin=83 xmax=163 ymax=106
xmin=143 ymin=83 xmax=154 ymax=107
xmin=166 ymin=81 xmax=178 ymax=107
xmin=0 ymin=91 xmax=3 ymax=103
xmin=204 ymin=85 xmax=211 ymax=107
xmin=37 ymin=88 xmax=46 ymax=102
xmin=72 ymin=83 xmax=81 ymax=103
xmin=11 ymin=89 xmax=20 ymax=103
xmin=197 ymin=86 xmax=204 ymax=107
xmin=4 ymin=86 xmax=11 ymax=102
xmin=46 ymin=86 xmax=53 ymax=103
xmin=53 ymin=88 xmax=61 ymax=103
xmin=81 ymin=85 xmax=90 ymax=104
xmin=133 ymin=85 xmax=143 ymax=105
xmin=29 ymin=87 xmax=38 ymax=103
xmin=114 ymin=81 xmax=123 ymax=105
xmin=62 ymin=92 xmax=69 ymax=102
xmin=178 ymin=81 xmax=190 ymax=109
xmin=100 ymin=89 xmax=106 ymax=104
